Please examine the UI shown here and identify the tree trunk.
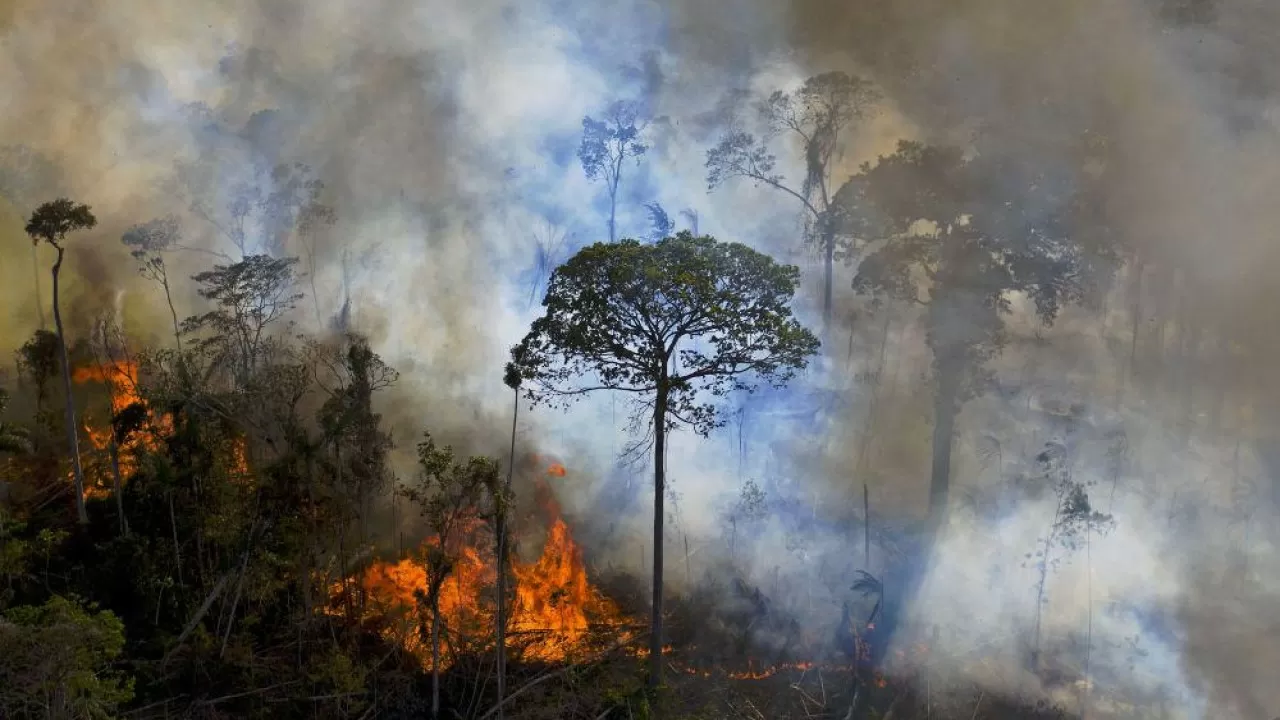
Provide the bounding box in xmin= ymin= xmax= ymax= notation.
xmin=32 ymin=243 xmax=45 ymax=330
xmin=51 ymin=247 xmax=88 ymax=524
xmin=432 ymin=593 xmax=442 ymax=719
xmin=1031 ymin=502 xmax=1062 ymax=674
xmin=161 ymin=271 xmax=182 ymax=352
xmin=608 ymin=174 xmax=619 ymax=244
xmin=821 ymin=228 xmax=835 ymax=335
xmin=928 ymin=374 xmax=960 ymax=528
xmin=495 ymin=388 xmax=518 ymax=719
xmin=110 ymin=439 xmax=128 ymax=536
xmin=169 ymin=490 xmax=183 ymax=584
xmin=1127 ymin=257 xmax=1144 ymax=383
xmin=648 ymin=380 xmax=668 ymax=690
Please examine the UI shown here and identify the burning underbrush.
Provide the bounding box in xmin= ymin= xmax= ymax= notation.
xmin=70 ymin=359 xmax=249 ymax=500
xmin=72 ymin=360 xmax=171 ymax=500
xmin=333 ymin=461 xmax=634 ymax=672
xmin=322 ymin=464 xmax=1081 ymax=719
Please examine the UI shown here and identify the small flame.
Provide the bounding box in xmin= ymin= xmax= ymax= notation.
xmin=546 ymin=463 xmax=566 ymax=477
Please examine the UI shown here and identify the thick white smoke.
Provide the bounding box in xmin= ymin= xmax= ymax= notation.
xmin=3 ymin=1 xmax=1279 ymax=717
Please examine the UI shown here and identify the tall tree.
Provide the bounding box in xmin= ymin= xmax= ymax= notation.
xmin=122 ymin=216 xmax=185 ymax=350
xmin=182 ymin=254 xmax=304 ymax=387
xmin=507 ymin=232 xmax=819 ymax=688
xmin=579 ymin=100 xmax=649 ymax=243
xmin=706 ymin=72 xmax=880 ymax=332
xmin=495 ymin=363 xmax=523 ymax=717
xmin=846 ymin=140 xmax=1115 ymax=528
xmin=0 ymin=145 xmax=64 ymax=331
xmin=25 ymin=199 xmax=97 ymax=524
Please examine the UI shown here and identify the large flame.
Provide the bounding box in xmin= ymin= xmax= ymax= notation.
xmin=72 ymin=361 xmax=157 ymax=498
xmin=345 ymin=461 xmax=627 ymax=669
xmin=70 ymin=360 xmax=200 ymax=499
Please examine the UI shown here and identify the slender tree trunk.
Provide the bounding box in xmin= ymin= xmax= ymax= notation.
xmin=1031 ymin=500 xmax=1063 ymax=673
xmin=863 ymin=483 xmax=871 ymax=568
xmin=161 ymin=271 xmax=182 ymax=352
xmin=110 ymin=439 xmax=127 ymax=536
xmin=608 ymin=176 xmax=619 ymax=244
xmin=928 ymin=374 xmax=960 ymax=528
xmin=1031 ymin=534 xmax=1053 ymax=672
xmin=1083 ymin=522 xmax=1093 ymax=719
xmin=495 ymin=388 xmax=518 ymax=719
xmin=432 ymin=593 xmax=442 ymax=719
xmin=821 ymin=228 xmax=835 ymax=335
xmin=648 ymin=379 xmax=668 ymax=690
xmin=1127 ymin=258 xmax=1143 ymax=383
xmin=169 ymin=491 xmax=183 ymax=584
xmin=32 ymin=243 xmax=45 ymax=330
xmin=854 ymin=310 xmax=893 ymax=477
xmin=51 ymin=247 xmax=88 ymax=524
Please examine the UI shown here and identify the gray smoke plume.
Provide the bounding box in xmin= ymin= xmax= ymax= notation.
xmin=2 ymin=1 xmax=1278 ymax=717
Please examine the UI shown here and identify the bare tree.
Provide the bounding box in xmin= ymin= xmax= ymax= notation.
xmin=1025 ymin=441 xmax=1113 ymax=672
xmin=523 ymin=218 xmax=571 ymax=311
xmin=706 ymin=72 xmax=880 ymax=332
xmin=122 ymin=216 xmax=185 ymax=350
xmin=25 ymin=199 xmax=97 ymax=523
xmin=579 ymin=100 xmax=649 ymax=243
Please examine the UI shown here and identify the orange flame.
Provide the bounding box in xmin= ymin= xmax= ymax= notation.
xmin=344 ymin=465 xmax=626 ymax=669
xmin=70 ymin=361 xmax=180 ymax=499
xmin=546 ymin=463 xmax=566 ymax=477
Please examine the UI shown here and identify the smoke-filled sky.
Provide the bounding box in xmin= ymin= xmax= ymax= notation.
xmin=3 ymin=0 xmax=1280 ymax=717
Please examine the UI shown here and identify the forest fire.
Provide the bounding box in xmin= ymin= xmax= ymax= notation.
xmin=71 ymin=361 xmax=170 ymax=498
xmin=346 ymin=460 xmax=628 ymax=670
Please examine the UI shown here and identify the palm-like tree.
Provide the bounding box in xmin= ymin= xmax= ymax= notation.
xmin=25 ymin=198 xmax=97 ymax=523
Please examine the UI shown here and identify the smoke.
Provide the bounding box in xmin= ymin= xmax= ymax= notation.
xmin=3 ymin=0 xmax=1280 ymax=716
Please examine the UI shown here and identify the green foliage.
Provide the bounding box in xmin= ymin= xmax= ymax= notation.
xmin=734 ymin=479 xmax=767 ymax=524
xmin=182 ymin=254 xmax=303 ymax=381
xmin=122 ymin=215 xmax=182 ymax=285
xmin=508 ymin=232 xmax=820 ymax=437
xmin=0 ymin=594 xmax=134 ymax=719
xmin=24 ymin=198 xmax=96 ymax=248
xmin=579 ymin=100 xmax=649 ymax=184
xmin=402 ymin=433 xmax=498 ymax=542
xmin=847 ymin=139 xmax=1117 ymax=405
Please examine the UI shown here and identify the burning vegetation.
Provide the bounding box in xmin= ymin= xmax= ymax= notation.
xmin=342 ymin=461 xmax=628 ymax=671
xmin=8 ymin=7 xmax=1280 ymax=715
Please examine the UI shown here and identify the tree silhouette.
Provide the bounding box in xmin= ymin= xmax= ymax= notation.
xmin=579 ymin=100 xmax=649 ymax=243
xmin=1023 ymin=440 xmax=1114 ymax=671
xmin=0 ymin=145 xmax=64 ymax=330
xmin=507 ymin=232 xmax=819 ymax=688
xmin=706 ymin=72 xmax=880 ymax=333
xmin=25 ymin=199 xmax=97 ymax=524
xmin=122 ymin=215 xmax=185 ymax=350
xmin=182 ymin=254 xmax=304 ymax=386
xmin=846 ymin=141 xmax=1115 ymax=528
